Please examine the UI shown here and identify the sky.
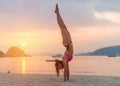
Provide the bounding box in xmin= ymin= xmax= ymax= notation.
xmin=0 ymin=0 xmax=120 ymax=55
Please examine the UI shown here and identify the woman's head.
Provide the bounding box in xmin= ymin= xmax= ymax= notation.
xmin=55 ymin=59 xmax=64 ymax=77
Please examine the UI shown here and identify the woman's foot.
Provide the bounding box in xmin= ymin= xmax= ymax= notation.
xmin=55 ymin=4 xmax=59 ymax=14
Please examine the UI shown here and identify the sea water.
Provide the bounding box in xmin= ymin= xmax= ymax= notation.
xmin=0 ymin=56 xmax=120 ymax=76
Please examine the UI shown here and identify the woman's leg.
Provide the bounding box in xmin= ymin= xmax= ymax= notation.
xmin=55 ymin=4 xmax=72 ymax=48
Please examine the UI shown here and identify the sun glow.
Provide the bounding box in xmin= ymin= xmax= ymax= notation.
xmin=22 ymin=43 xmax=26 ymax=47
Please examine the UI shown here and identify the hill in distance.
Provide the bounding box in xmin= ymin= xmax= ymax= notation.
xmin=79 ymin=45 xmax=120 ymax=56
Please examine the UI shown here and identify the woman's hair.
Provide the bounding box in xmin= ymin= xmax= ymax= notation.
xmin=55 ymin=59 xmax=64 ymax=77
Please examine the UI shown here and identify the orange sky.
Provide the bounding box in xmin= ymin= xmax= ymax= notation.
xmin=0 ymin=0 xmax=120 ymax=55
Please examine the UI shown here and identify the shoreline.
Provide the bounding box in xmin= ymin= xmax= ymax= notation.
xmin=0 ymin=73 xmax=120 ymax=86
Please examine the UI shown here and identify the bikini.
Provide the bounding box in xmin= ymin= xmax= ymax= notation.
xmin=64 ymin=40 xmax=73 ymax=62
xmin=64 ymin=53 xmax=73 ymax=62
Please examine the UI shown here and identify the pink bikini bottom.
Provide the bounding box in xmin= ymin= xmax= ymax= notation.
xmin=64 ymin=53 xmax=73 ymax=62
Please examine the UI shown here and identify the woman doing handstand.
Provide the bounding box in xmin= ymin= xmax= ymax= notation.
xmin=55 ymin=4 xmax=73 ymax=82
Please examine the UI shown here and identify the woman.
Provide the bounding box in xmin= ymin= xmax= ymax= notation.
xmin=55 ymin=4 xmax=73 ymax=82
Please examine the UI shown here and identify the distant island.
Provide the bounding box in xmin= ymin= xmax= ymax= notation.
xmin=77 ymin=45 xmax=120 ymax=57
xmin=0 ymin=46 xmax=31 ymax=57
xmin=52 ymin=54 xmax=62 ymax=58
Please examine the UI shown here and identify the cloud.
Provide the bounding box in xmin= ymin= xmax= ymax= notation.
xmin=94 ymin=11 xmax=120 ymax=24
xmin=0 ymin=0 xmax=56 ymax=32
xmin=59 ymin=0 xmax=120 ymax=27
xmin=0 ymin=0 xmax=120 ymax=30
xmin=95 ymin=0 xmax=120 ymax=12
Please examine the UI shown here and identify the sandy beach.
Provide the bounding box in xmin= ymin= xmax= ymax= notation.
xmin=0 ymin=73 xmax=120 ymax=86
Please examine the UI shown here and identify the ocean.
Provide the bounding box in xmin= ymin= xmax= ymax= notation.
xmin=0 ymin=56 xmax=120 ymax=76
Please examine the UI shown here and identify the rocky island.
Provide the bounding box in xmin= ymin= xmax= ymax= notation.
xmin=0 ymin=51 xmax=5 ymax=57
xmin=0 ymin=46 xmax=31 ymax=57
